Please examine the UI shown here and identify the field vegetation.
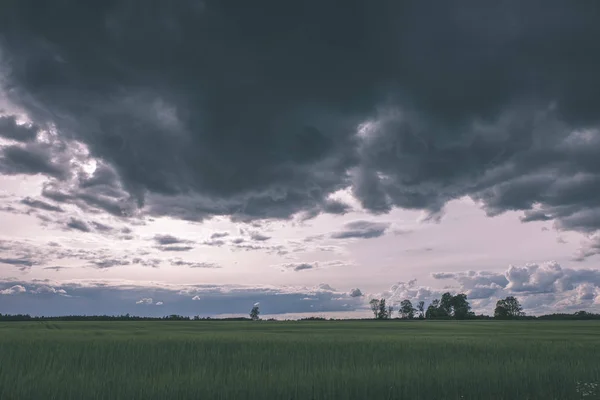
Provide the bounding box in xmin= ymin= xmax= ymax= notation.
xmin=0 ymin=320 xmax=598 ymax=399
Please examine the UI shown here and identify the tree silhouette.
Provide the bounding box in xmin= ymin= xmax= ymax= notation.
xmin=400 ymin=299 xmax=415 ymax=319
xmin=416 ymin=301 xmax=425 ymax=319
xmin=369 ymin=299 xmax=380 ymax=319
xmin=451 ymin=293 xmax=472 ymax=319
xmin=250 ymin=304 xmax=260 ymax=321
xmin=424 ymin=294 xmax=472 ymax=319
xmin=377 ymin=299 xmax=388 ymax=319
xmin=494 ymin=296 xmax=524 ymax=319
xmin=440 ymin=292 xmax=454 ymax=316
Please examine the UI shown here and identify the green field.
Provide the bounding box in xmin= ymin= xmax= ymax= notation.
xmin=0 ymin=320 xmax=598 ymax=399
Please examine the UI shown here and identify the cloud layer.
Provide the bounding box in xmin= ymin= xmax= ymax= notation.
xmin=0 ymin=278 xmax=364 ymax=317
xmin=0 ymin=2 xmax=599 ymax=242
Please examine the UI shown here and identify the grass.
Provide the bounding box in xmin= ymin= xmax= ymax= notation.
xmin=0 ymin=320 xmax=599 ymax=399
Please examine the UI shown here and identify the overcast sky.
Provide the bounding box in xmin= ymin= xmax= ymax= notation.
xmin=1 ymin=1 xmax=600 ymax=318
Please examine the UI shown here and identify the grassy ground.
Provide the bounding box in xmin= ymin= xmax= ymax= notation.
xmin=0 ymin=320 xmax=599 ymax=399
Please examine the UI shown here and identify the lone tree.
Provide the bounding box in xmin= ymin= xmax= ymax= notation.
xmin=494 ymin=296 xmax=524 ymax=319
xmin=249 ymin=304 xmax=260 ymax=320
xmin=399 ymin=299 xmax=415 ymax=319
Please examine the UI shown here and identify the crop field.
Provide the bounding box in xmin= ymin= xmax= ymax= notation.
xmin=0 ymin=320 xmax=599 ymax=399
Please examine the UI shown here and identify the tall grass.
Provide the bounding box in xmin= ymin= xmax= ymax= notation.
xmin=0 ymin=321 xmax=598 ymax=399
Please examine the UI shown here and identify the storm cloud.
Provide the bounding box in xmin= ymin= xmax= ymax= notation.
xmin=0 ymin=115 xmax=39 ymax=142
xmin=331 ymin=220 xmax=390 ymax=239
xmin=0 ymin=1 xmax=597 ymax=236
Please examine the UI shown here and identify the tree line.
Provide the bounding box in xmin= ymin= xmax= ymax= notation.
xmin=366 ymin=294 xmax=570 ymax=321
xmin=1 ymin=295 xmax=599 ymax=322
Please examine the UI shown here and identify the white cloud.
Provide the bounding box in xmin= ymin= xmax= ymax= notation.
xmin=155 ymin=301 xmax=163 ymax=306
xmin=0 ymin=284 xmax=26 ymax=295
xmin=136 ymin=298 xmax=153 ymax=305
xmin=430 ymin=261 xmax=600 ymax=314
xmin=192 ymin=295 xmax=201 ymax=301
xmin=32 ymin=285 xmax=67 ymax=295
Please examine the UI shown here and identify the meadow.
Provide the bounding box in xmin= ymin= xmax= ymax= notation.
xmin=0 ymin=320 xmax=598 ymax=399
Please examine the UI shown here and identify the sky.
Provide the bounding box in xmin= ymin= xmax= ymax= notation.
xmin=1 ymin=1 xmax=600 ymax=318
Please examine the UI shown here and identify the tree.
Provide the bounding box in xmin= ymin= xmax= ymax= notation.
xmin=424 ymin=294 xmax=473 ymax=319
xmin=399 ymin=299 xmax=415 ymax=319
xmin=369 ymin=299 xmax=380 ymax=319
xmin=377 ymin=299 xmax=388 ymax=320
xmin=440 ymin=292 xmax=454 ymax=316
xmin=494 ymin=296 xmax=523 ymax=319
xmin=249 ymin=304 xmax=260 ymax=320
xmin=451 ymin=293 xmax=472 ymax=320
xmin=417 ymin=301 xmax=425 ymax=319
xmin=426 ymin=299 xmax=441 ymax=319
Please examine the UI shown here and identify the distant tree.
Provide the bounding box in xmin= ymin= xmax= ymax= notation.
xmin=387 ymin=305 xmax=394 ymax=319
xmin=369 ymin=299 xmax=380 ymax=319
xmin=250 ymin=304 xmax=260 ymax=321
xmin=494 ymin=296 xmax=524 ymax=319
xmin=400 ymin=299 xmax=415 ymax=319
xmin=377 ymin=299 xmax=388 ymax=320
xmin=451 ymin=293 xmax=472 ymax=320
xmin=417 ymin=301 xmax=425 ymax=319
xmin=426 ymin=299 xmax=440 ymax=319
xmin=440 ymin=292 xmax=454 ymax=316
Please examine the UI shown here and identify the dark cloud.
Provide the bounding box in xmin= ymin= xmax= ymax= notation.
xmin=282 ymin=263 xmax=315 ymax=272
xmin=90 ymin=221 xmax=114 ymax=232
xmin=321 ymin=199 xmax=353 ymax=215
xmin=0 ymin=115 xmax=39 ymax=142
xmin=20 ymin=197 xmax=64 ymax=212
xmin=131 ymin=258 xmax=161 ymax=268
xmin=40 ymin=163 xmax=138 ymax=218
xmin=300 ymin=199 xmax=353 ymax=220
xmin=153 ymin=234 xmax=193 ymax=245
xmin=156 ymin=245 xmax=194 ymax=252
xmin=202 ymin=239 xmax=225 ymax=247
xmin=1 ymin=1 xmax=600 ymax=236
xmin=349 ymin=288 xmax=363 ymax=297
xmin=89 ymin=258 xmax=131 ymax=269
xmin=65 ymin=218 xmax=91 ymax=232
xmin=331 ymin=220 xmax=390 ymax=239
xmin=0 ymin=144 xmax=69 ymax=179
xmin=153 ymin=234 xmax=195 ymax=251
xmin=249 ymin=232 xmax=271 ymax=242
xmin=304 ymin=234 xmax=324 ymax=243
xmin=0 ymin=257 xmax=35 ymax=268
xmin=210 ymin=232 xmax=229 ymax=239
xmin=170 ymin=259 xmax=221 ymax=269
